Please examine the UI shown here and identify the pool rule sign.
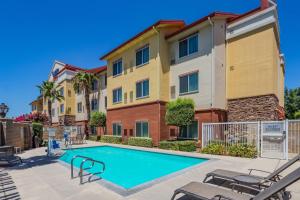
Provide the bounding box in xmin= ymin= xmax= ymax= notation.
xmin=47 ymin=128 xmax=56 ymax=156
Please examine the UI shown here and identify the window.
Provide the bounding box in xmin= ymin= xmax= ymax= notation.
xmin=68 ymin=90 xmax=71 ymax=97
xmin=136 ymin=45 xmax=149 ymax=66
xmin=105 ymin=96 xmax=107 ymax=109
xmin=76 ymin=88 xmax=82 ymax=94
xmin=59 ymin=87 xmax=64 ymax=97
xmin=91 ymin=126 xmax=97 ymax=135
xmin=51 ymin=108 xmax=55 ymax=117
xmin=136 ymin=79 xmax=149 ymax=98
xmin=91 ymin=99 xmax=98 ymax=111
xmin=113 ymin=59 xmax=122 ymax=76
xmin=179 ymin=34 xmax=198 ymax=58
xmin=91 ymin=80 xmax=98 ymax=91
xmin=113 ymin=88 xmax=122 ymax=103
xmin=32 ymin=105 xmax=37 ymax=111
xmin=136 ymin=121 xmax=149 ymax=137
xmin=104 ymin=74 xmax=107 ymax=86
xmin=77 ymin=102 xmax=82 ymax=113
xmin=179 ymin=121 xmax=198 ymax=139
xmin=179 ymin=72 xmax=198 ymax=94
xmin=60 ymin=104 xmax=64 ymax=113
xmin=113 ymin=123 xmax=122 ymax=136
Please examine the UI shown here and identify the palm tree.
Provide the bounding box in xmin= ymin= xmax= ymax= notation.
xmin=72 ymin=72 xmax=98 ymax=137
xmin=37 ymin=81 xmax=64 ymax=126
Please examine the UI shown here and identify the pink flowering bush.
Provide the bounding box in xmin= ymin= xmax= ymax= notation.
xmin=14 ymin=112 xmax=48 ymax=123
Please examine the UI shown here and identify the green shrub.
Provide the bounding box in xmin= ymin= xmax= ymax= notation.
xmin=159 ymin=140 xmax=197 ymax=152
xmin=100 ymin=135 xmax=122 ymax=144
xmin=159 ymin=141 xmax=179 ymax=151
xmin=201 ymin=143 xmax=226 ymax=155
xmin=32 ymin=122 xmax=43 ymax=145
xmin=177 ymin=141 xmax=197 ymax=152
xmin=88 ymin=135 xmax=99 ymax=141
xmin=201 ymin=141 xmax=257 ymax=158
xmin=128 ymin=137 xmax=153 ymax=148
xmin=228 ymin=144 xmax=257 ymax=158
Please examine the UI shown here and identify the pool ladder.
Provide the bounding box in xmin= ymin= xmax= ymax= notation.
xmin=71 ymin=155 xmax=106 ymax=184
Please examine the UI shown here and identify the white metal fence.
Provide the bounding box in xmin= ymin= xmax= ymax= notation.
xmin=202 ymin=122 xmax=260 ymax=153
xmin=202 ymin=120 xmax=300 ymax=160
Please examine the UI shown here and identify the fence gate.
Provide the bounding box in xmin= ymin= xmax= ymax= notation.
xmin=260 ymin=121 xmax=288 ymax=159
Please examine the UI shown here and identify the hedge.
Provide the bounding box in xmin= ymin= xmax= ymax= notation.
xmin=159 ymin=140 xmax=197 ymax=152
xmin=201 ymin=142 xmax=257 ymax=158
xmin=128 ymin=137 xmax=153 ymax=148
xmin=100 ymin=135 xmax=122 ymax=144
xmin=88 ymin=135 xmax=99 ymax=141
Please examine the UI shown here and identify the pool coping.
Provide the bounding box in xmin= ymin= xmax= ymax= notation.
xmin=59 ymin=144 xmax=218 ymax=196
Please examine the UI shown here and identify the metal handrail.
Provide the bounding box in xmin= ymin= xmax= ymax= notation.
xmin=71 ymin=155 xmax=94 ymax=179
xmin=79 ymin=158 xmax=105 ymax=184
xmin=70 ymin=155 xmax=105 ymax=184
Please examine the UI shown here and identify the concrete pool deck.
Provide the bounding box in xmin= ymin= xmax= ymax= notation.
xmin=3 ymin=141 xmax=300 ymax=200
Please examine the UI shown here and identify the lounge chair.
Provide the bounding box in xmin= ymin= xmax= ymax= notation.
xmin=203 ymin=154 xmax=300 ymax=186
xmin=171 ymin=167 xmax=300 ymax=200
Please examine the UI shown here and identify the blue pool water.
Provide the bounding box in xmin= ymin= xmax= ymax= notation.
xmin=60 ymin=146 xmax=207 ymax=189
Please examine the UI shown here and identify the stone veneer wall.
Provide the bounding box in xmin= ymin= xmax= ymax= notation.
xmin=227 ymin=94 xmax=281 ymax=122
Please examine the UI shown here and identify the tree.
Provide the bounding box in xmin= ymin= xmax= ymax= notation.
xmin=90 ymin=112 xmax=106 ymax=138
xmin=165 ymin=98 xmax=195 ymax=136
xmin=72 ymin=72 xmax=98 ymax=137
xmin=285 ymin=87 xmax=300 ymax=119
xmin=37 ymin=81 xmax=64 ymax=126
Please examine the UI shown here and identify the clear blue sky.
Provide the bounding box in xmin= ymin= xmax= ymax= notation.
xmin=0 ymin=0 xmax=297 ymax=117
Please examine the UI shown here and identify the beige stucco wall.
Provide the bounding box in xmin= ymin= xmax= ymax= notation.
xmin=168 ymin=20 xmax=227 ymax=110
xmin=226 ymin=25 xmax=284 ymax=106
xmin=75 ymin=71 xmax=107 ymax=122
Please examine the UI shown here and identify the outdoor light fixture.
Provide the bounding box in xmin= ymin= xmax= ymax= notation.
xmin=0 ymin=103 xmax=9 ymax=118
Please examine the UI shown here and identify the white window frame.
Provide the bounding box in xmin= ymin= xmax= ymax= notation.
xmin=112 ymin=58 xmax=123 ymax=77
xmin=179 ymin=71 xmax=199 ymax=95
xmin=60 ymin=104 xmax=64 ymax=113
xmin=135 ymin=120 xmax=149 ymax=138
xmin=112 ymin=87 xmax=122 ymax=104
xmin=77 ymin=102 xmax=82 ymax=113
xmin=136 ymin=79 xmax=149 ymax=99
xmin=178 ymin=33 xmax=199 ymax=59
xmin=136 ymin=45 xmax=150 ymax=67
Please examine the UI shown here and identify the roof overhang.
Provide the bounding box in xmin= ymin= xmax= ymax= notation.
xmin=226 ymin=6 xmax=279 ymax=41
xmin=165 ymin=12 xmax=239 ymax=41
xmin=100 ymin=20 xmax=185 ymax=60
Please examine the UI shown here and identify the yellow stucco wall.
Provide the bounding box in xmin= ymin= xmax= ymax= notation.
xmin=57 ymin=80 xmax=76 ymax=116
xmin=42 ymin=80 xmax=76 ymax=116
xmin=226 ymin=25 xmax=284 ymax=106
xmin=106 ymin=28 xmax=174 ymax=109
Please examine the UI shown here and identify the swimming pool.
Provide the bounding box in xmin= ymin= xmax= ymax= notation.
xmin=60 ymin=146 xmax=208 ymax=190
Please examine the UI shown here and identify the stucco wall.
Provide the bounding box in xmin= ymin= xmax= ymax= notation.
xmin=226 ymin=25 xmax=284 ymax=106
xmin=169 ymin=20 xmax=227 ymax=110
xmin=106 ymin=33 xmax=161 ymax=109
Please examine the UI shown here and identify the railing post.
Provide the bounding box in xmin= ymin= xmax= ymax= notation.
xmin=285 ymin=119 xmax=289 ymax=160
xmin=257 ymin=121 xmax=260 ymax=157
xmin=201 ymin=123 xmax=204 ymax=148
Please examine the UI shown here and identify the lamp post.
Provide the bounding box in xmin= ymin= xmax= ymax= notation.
xmin=0 ymin=103 xmax=9 ymax=118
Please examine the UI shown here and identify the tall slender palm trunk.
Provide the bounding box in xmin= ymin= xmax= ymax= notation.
xmin=47 ymin=100 xmax=52 ymax=126
xmin=84 ymin=86 xmax=91 ymax=137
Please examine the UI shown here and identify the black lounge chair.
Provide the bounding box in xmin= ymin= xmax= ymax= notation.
xmin=171 ymin=167 xmax=300 ymax=200
xmin=203 ymin=154 xmax=300 ymax=187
